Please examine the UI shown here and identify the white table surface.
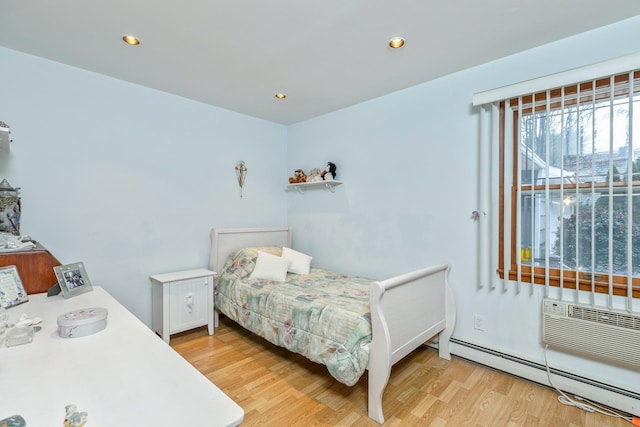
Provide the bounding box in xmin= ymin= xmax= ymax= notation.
xmin=0 ymin=287 xmax=244 ymax=426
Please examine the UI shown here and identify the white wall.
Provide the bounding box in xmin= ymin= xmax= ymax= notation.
xmin=0 ymin=47 xmax=288 ymax=325
xmin=287 ymin=16 xmax=640 ymax=397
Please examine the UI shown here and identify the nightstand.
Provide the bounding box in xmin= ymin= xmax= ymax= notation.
xmin=150 ymin=269 xmax=215 ymax=344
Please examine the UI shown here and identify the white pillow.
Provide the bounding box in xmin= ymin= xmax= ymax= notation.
xmin=282 ymin=247 xmax=312 ymax=275
xmin=250 ymin=251 xmax=291 ymax=282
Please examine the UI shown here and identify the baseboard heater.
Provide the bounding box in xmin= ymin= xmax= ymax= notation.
xmin=448 ymin=338 xmax=640 ymax=415
xmin=542 ymin=298 xmax=640 ymax=370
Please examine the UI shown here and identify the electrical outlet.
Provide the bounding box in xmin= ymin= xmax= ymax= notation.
xmin=474 ymin=314 xmax=485 ymax=331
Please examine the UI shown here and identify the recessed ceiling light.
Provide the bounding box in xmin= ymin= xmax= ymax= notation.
xmin=275 ymin=93 xmax=286 ymax=99
xmin=388 ymin=37 xmax=405 ymax=49
xmin=122 ymin=35 xmax=140 ymax=45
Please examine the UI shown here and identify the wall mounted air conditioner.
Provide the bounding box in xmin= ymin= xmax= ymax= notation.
xmin=542 ymin=298 xmax=640 ymax=369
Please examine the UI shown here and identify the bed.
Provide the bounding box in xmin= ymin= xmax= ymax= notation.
xmin=208 ymin=226 xmax=456 ymax=423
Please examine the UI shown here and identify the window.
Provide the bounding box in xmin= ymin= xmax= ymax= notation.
xmin=498 ymin=70 xmax=640 ymax=298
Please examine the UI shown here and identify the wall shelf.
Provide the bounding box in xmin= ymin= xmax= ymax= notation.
xmin=285 ymin=181 xmax=343 ymax=194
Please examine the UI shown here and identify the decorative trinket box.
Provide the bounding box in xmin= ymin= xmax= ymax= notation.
xmin=57 ymin=307 xmax=108 ymax=338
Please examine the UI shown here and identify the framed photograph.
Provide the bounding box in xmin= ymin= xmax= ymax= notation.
xmin=54 ymin=262 xmax=93 ymax=299
xmin=0 ymin=265 xmax=28 ymax=308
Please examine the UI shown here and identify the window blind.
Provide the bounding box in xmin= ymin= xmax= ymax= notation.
xmin=476 ymin=60 xmax=640 ymax=313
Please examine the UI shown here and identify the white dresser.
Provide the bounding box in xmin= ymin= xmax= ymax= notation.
xmin=0 ymin=287 xmax=243 ymax=426
xmin=150 ymin=269 xmax=215 ymax=343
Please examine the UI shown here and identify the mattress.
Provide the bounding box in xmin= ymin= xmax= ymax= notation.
xmin=215 ymin=246 xmax=372 ymax=386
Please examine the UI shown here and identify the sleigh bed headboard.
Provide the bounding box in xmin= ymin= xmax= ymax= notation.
xmin=209 ymin=227 xmax=292 ymax=272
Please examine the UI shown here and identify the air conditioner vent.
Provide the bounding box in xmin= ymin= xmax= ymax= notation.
xmin=543 ymin=299 xmax=640 ymax=369
xmin=568 ymin=305 xmax=640 ymax=331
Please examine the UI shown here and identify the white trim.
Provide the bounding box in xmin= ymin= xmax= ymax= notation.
xmin=472 ymin=52 xmax=640 ymax=106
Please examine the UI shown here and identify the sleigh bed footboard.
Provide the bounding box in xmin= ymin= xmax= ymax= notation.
xmin=368 ymin=263 xmax=454 ymax=424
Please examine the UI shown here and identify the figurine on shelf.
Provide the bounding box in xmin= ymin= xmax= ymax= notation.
xmin=321 ymin=162 xmax=337 ymax=181
xmin=288 ymin=169 xmax=307 ymax=184
xmin=307 ymin=168 xmax=323 ymax=182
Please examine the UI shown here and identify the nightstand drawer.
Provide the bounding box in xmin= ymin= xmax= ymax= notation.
xmin=168 ymin=276 xmax=210 ymax=333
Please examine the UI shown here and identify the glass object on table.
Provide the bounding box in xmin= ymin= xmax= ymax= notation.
xmin=5 ymin=324 xmax=34 ymax=347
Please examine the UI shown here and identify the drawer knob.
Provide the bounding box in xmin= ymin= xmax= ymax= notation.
xmin=186 ymin=293 xmax=193 ymax=313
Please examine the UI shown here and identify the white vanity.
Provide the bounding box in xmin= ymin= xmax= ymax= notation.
xmin=0 ymin=286 xmax=243 ymax=426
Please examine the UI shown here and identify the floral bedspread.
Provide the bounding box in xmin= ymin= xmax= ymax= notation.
xmin=215 ymin=247 xmax=373 ymax=386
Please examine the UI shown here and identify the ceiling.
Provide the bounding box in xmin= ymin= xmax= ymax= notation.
xmin=1 ymin=1 xmax=640 ymax=125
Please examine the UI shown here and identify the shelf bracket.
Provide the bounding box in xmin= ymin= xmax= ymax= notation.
xmin=326 ymin=183 xmax=336 ymax=193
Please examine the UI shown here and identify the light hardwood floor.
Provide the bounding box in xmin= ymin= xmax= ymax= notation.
xmin=170 ymin=317 xmax=632 ymax=427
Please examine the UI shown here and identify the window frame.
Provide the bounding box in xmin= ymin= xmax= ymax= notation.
xmin=497 ymin=73 xmax=640 ymax=298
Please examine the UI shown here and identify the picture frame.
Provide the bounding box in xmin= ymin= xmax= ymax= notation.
xmin=54 ymin=262 xmax=93 ymax=299
xmin=0 ymin=265 xmax=28 ymax=308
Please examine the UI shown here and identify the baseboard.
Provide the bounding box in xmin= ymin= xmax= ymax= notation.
xmin=448 ymin=339 xmax=640 ymax=417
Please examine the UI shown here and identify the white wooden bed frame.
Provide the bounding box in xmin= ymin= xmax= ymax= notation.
xmin=209 ymin=226 xmax=457 ymax=424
